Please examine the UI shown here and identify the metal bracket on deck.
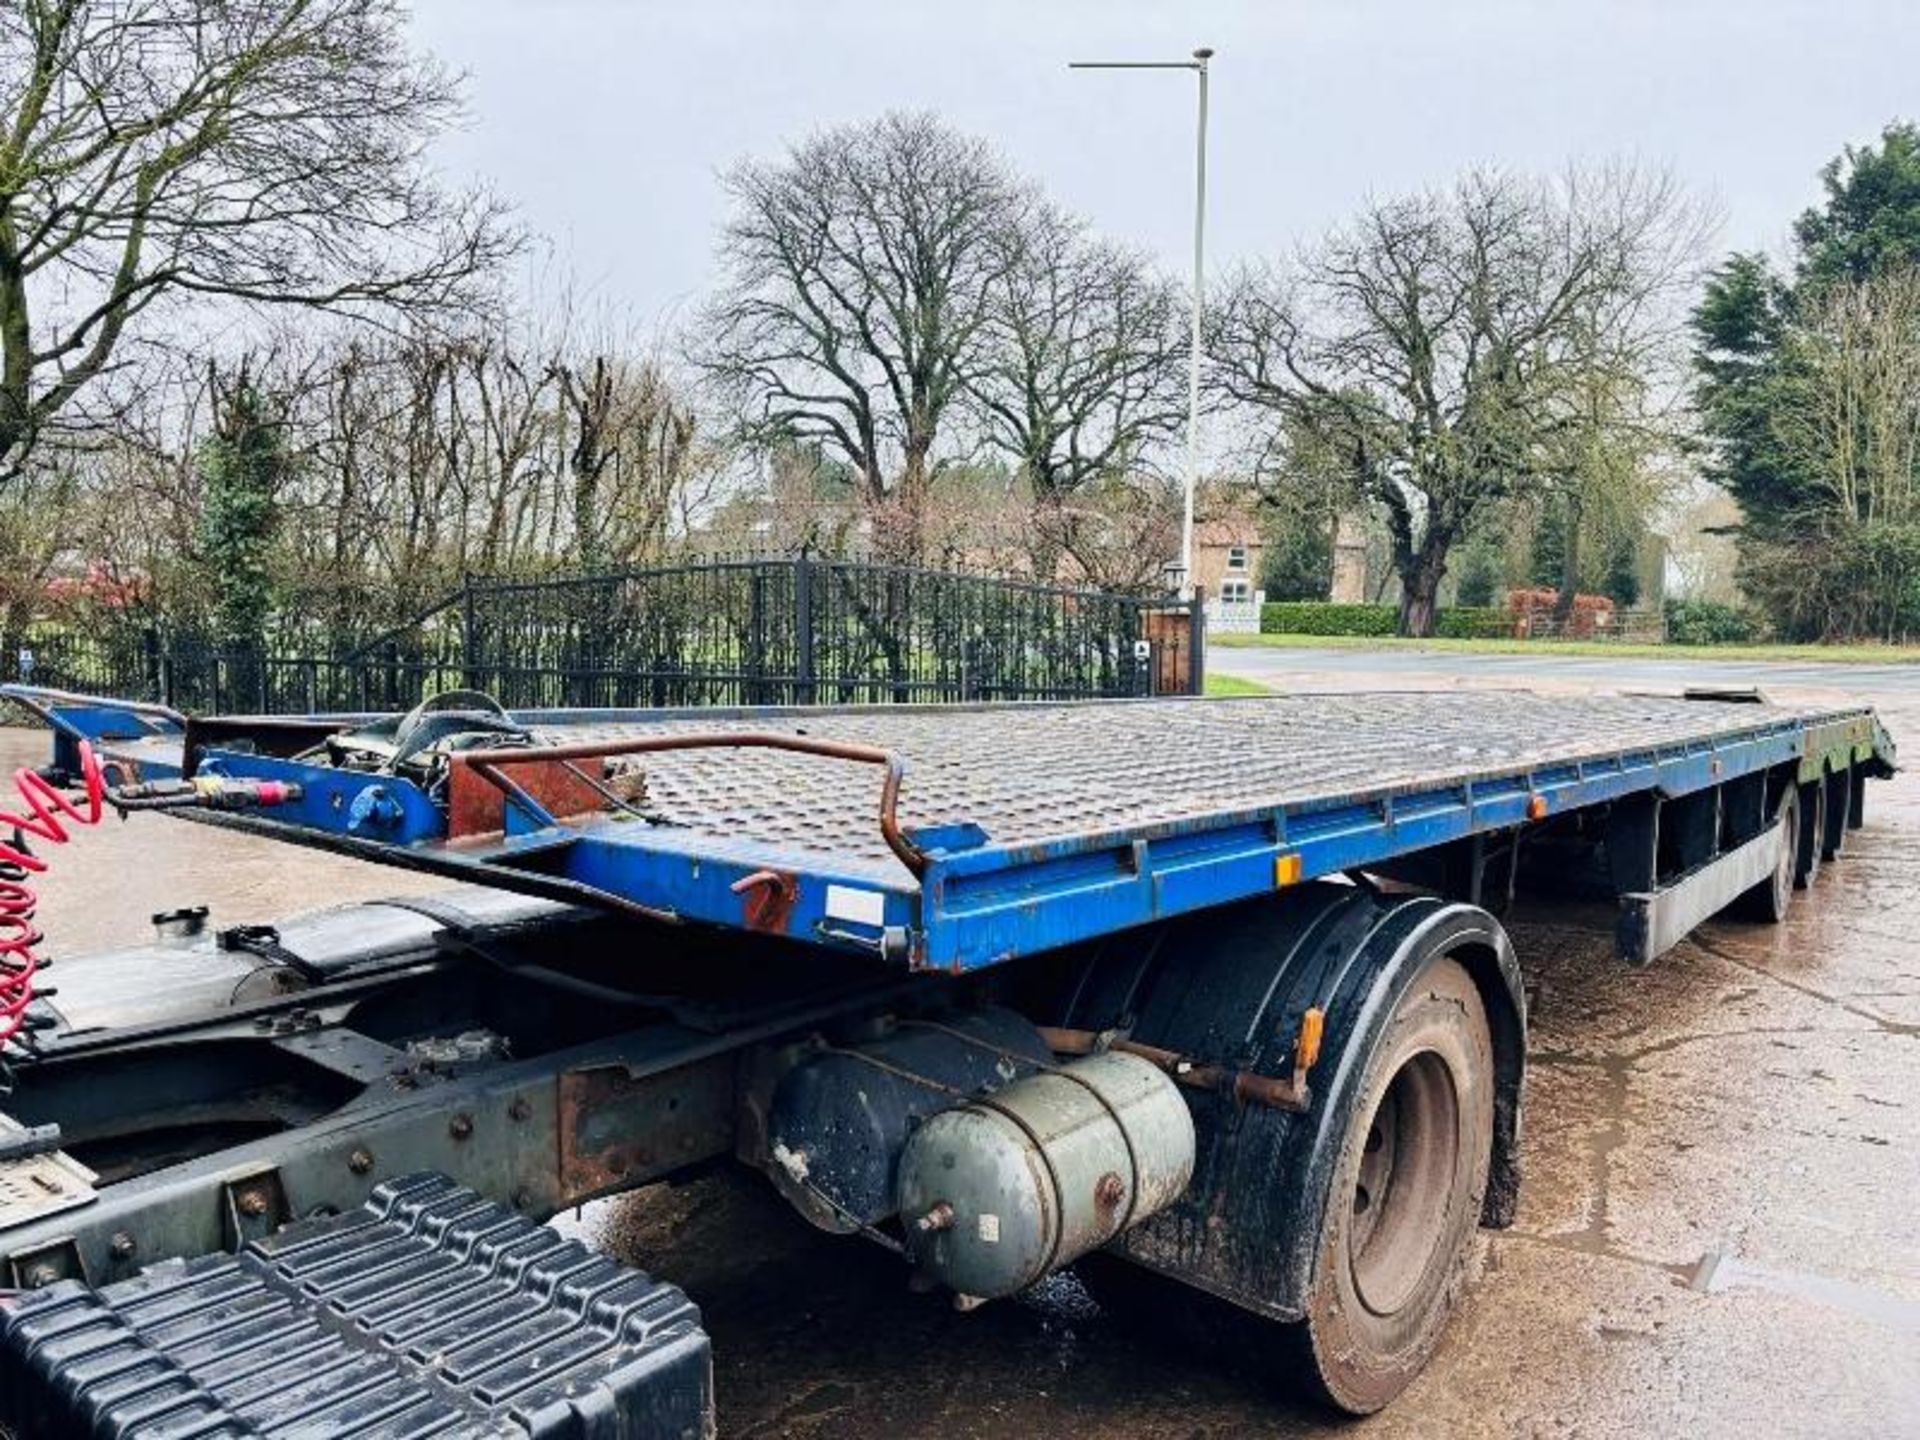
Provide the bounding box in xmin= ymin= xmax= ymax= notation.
xmin=219 ymin=1166 xmax=290 ymax=1251
xmin=451 ymin=731 xmax=929 ymax=876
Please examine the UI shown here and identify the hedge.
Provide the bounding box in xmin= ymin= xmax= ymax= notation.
xmin=1437 ymin=607 xmax=1517 ymax=639
xmin=1259 ymin=602 xmax=1398 ymax=636
xmin=1260 ymin=601 xmax=1512 ymax=639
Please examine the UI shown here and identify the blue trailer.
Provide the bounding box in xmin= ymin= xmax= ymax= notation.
xmin=0 ymin=684 xmax=1896 ymax=1431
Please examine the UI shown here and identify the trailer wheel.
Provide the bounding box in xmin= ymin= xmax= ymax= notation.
xmin=1735 ymin=784 xmax=1799 ymax=922
xmin=1277 ymin=954 xmax=1494 ymax=1414
xmin=1794 ymin=780 xmax=1825 ymax=890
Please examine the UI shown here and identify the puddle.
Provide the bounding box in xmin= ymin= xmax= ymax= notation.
xmin=1693 ymin=1249 xmax=1920 ymax=1333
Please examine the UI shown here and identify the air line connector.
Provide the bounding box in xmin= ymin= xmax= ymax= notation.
xmin=110 ymin=777 xmax=304 ymax=814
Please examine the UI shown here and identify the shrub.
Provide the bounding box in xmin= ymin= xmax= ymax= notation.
xmin=1259 ymin=601 xmax=1514 ymax=638
xmin=1435 ymin=606 xmax=1514 ymax=639
xmin=1663 ymin=598 xmax=1760 ymax=645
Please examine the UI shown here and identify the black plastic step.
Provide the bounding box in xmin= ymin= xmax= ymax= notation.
xmin=0 ymin=1172 xmax=712 ymax=1438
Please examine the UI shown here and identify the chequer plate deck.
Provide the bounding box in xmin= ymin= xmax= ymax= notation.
xmin=9 ymin=688 xmax=1892 ymax=972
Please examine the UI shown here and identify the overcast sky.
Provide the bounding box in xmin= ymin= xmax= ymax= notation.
xmin=409 ymin=0 xmax=1915 ymax=327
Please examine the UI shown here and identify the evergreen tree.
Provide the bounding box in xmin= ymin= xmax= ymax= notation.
xmin=1603 ymin=533 xmax=1641 ymax=608
xmin=1452 ymin=534 xmax=1503 ymax=608
xmin=1530 ymin=499 xmax=1569 ymax=590
xmin=198 ymin=370 xmax=286 ymax=655
xmin=1692 ymin=254 xmax=1799 ymax=537
xmin=1795 ymin=123 xmax=1920 ymax=286
xmin=1259 ymin=513 xmax=1334 ymax=601
xmin=1691 ymin=121 xmax=1920 ymax=639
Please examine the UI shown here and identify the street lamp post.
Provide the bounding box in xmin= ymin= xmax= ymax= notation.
xmin=1070 ymin=46 xmax=1212 ymax=601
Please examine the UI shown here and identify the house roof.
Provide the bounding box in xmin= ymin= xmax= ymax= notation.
xmin=1193 ymin=515 xmax=1261 ymax=546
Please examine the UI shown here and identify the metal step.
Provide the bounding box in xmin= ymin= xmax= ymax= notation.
xmin=0 ymin=1172 xmax=712 ymax=1438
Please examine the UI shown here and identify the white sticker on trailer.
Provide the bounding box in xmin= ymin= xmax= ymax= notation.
xmin=825 ymin=884 xmax=887 ymax=928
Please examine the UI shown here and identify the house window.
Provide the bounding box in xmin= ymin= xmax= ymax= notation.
xmin=1221 ymin=578 xmax=1252 ymax=603
xmin=1227 ymin=544 xmax=1249 ymax=571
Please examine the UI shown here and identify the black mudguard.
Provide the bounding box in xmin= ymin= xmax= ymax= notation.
xmin=1059 ymin=882 xmax=1525 ymax=1323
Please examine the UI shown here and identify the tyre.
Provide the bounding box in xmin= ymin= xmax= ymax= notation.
xmin=1794 ymin=780 xmax=1825 ymax=890
xmin=1072 ymin=897 xmax=1515 ymax=1417
xmin=1276 ymin=954 xmax=1494 ymax=1414
xmin=1735 ymin=783 xmax=1799 ymax=922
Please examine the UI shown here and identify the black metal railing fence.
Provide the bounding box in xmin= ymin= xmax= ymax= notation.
xmin=3 ymin=553 xmax=1203 ymax=715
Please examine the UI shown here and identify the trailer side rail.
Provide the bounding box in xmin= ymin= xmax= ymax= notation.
xmin=3 ymin=687 xmax=1892 ymax=972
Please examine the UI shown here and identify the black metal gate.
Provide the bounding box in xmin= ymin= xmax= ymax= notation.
xmin=3 ymin=554 xmax=1204 ymax=714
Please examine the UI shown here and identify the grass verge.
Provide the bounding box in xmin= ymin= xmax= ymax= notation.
xmin=1213 ymin=632 xmax=1920 ymax=665
xmin=1203 ymin=672 xmax=1275 ymax=696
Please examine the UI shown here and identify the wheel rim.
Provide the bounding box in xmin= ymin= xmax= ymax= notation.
xmin=1347 ymin=1049 xmax=1460 ymax=1317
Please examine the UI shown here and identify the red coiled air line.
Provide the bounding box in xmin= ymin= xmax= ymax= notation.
xmin=0 ymin=740 xmax=105 ymax=1053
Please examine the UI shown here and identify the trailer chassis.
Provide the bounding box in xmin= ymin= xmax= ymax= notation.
xmin=0 ymin=684 xmax=1895 ymax=1429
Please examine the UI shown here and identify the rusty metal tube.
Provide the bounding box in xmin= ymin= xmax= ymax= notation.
xmin=452 ymin=731 xmax=927 ymax=876
xmin=1036 ymin=1025 xmax=1307 ymax=1112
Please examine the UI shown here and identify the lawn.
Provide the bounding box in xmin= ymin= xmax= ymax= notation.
xmin=1213 ymin=632 xmax=1920 ymax=665
xmin=1203 ymin=672 xmax=1275 ymax=696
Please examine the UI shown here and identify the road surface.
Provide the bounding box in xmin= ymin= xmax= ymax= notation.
xmin=1214 ymin=642 xmax=1920 ymax=695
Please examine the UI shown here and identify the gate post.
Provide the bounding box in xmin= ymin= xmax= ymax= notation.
xmin=461 ymin=574 xmax=480 ymax=691
xmin=1188 ymin=586 xmax=1207 ymax=696
xmin=793 ymin=547 xmax=815 ymax=706
xmin=142 ymin=626 xmax=162 ymax=705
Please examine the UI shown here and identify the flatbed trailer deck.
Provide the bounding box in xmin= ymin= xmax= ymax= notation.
xmin=12 ymin=688 xmax=1893 ymax=971
xmin=0 ymin=683 xmax=1896 ymax=1433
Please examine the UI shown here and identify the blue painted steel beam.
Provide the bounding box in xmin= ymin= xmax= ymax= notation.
xmin=909 ymin=717 xmax=1858 ymax=971
xmin=2 ymin=686 xmax=1889 ymax=975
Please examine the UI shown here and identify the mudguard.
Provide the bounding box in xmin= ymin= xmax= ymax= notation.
xmin=1060 ymin=882 xmax=1525 ymax=1323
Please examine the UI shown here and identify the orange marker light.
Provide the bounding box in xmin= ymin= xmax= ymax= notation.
xmin=1526 ymin=793 xmax=1549 ymax=821
xmin=1274 ymin=853 xmax=1303 ymax=887
xmin=1295 ymin=1006 xmax=1325 ymax=1074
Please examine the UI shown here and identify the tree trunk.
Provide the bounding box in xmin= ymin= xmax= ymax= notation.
xmin=1396 ymin=542 xmax=1449 ymax=638
xmin=1030 ymin=491 xmax=1067 ymax=582
xmin=874 ymin=445 xmax=932 ymax=563
xmin=1555 ymin=493 xmax=1583 ymax=620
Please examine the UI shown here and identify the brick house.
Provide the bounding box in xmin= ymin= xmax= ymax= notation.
xmin=1193 ymin=512 xmax=1263 ymax=631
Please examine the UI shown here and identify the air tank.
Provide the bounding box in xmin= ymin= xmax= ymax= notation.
xmin=896 ymin=1050 xmax=1195 ymax=1301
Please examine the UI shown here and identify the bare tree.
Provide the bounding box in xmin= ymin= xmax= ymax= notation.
xmin=1749 ymin=267 xmax=1920 ymax=640
xmin=0 ymin=0 xmax=513 ymax=475
xmin=552 ymin=355 xmax=617 ymax=571
xmin=1211 ymin=165 xmax=1709 ymax=634
xmin=551 ymin=349 xmax=702 ymax=570
xmin=972 ymin=208 xmax=1186 ymax=576
xmin=1773 ymin=268 xmax=1920 ymax=529
xmin=1054 ymin=475 xmax=1182 ymax=593
xmin=8 ymin=303 xmax=723 ymax=643
xmin=702 ymin=112 xmax=1025 ymax=559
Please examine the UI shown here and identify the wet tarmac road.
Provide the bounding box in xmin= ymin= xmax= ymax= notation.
xmin=8 ymin=658 xmax=1919 ymax=1438
xmin=1215 ymin=641 xmax=1920 ymax=696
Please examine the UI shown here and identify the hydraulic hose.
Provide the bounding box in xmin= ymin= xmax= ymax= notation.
xmin=0 ymin=745 xmax=304 ymax=1059
xmin=0 ymin=741 xmax=106 ymax=1055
